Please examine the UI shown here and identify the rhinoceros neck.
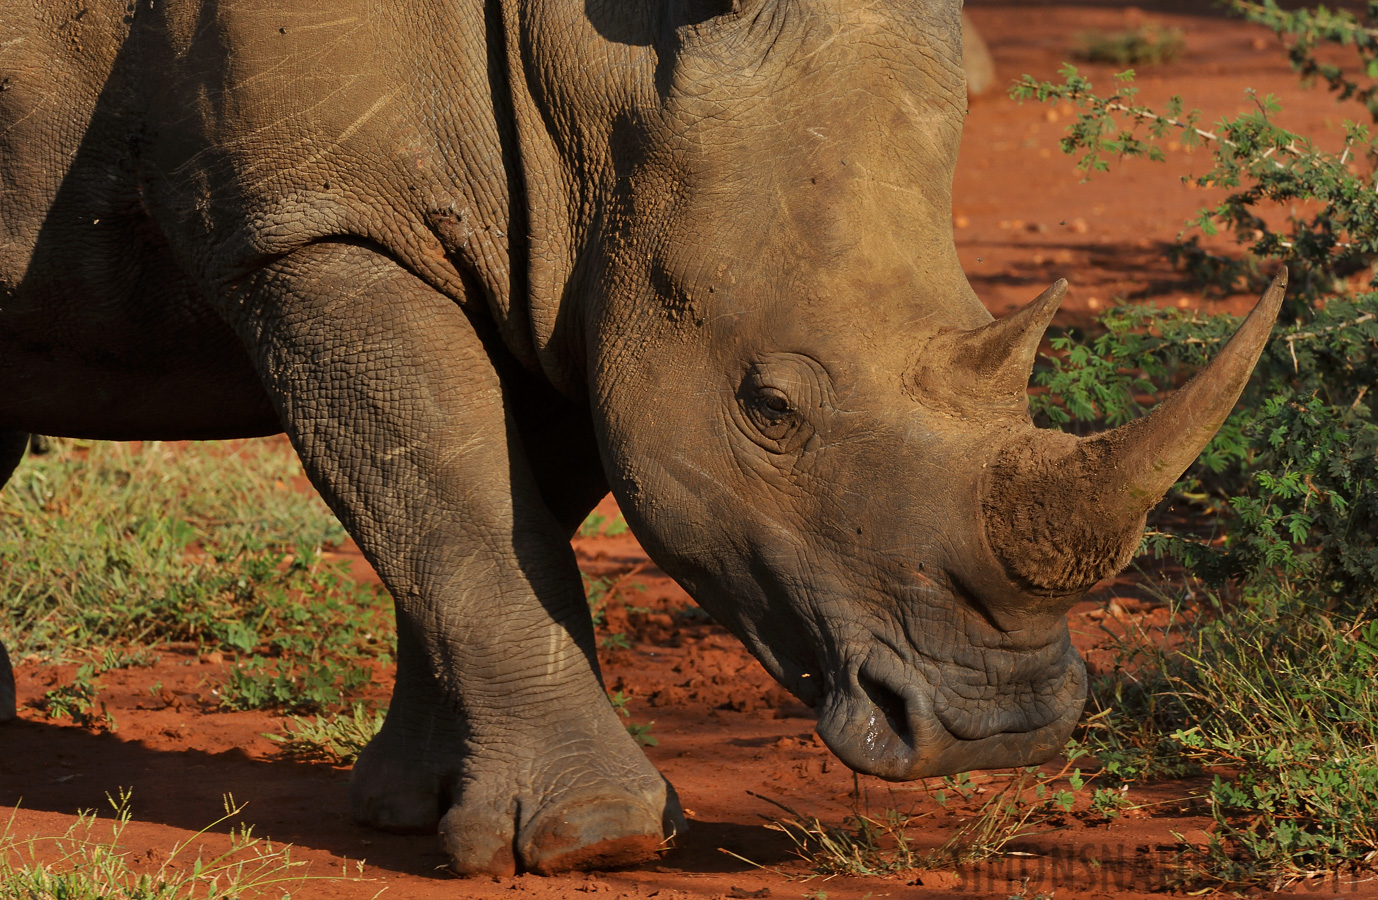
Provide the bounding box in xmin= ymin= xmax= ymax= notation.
xmin=480 ymin=0 xmax=666 ymax=403
xmin=385 ymin=0 xmax=588 ymax=402
xmin=456 ymin=0 xmax=603 ymax=404
xmin=339 ymin=1 xmax=604 ymax=404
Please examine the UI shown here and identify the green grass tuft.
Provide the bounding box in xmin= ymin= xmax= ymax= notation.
xmin=263 ymin=702 xmax=387 ymax=764
xmin=730 ymin=757 xmax=1094 ymax=879
xmin=1 ymin=439 xmax=392 ymax=712
xmin=575 ymin=510 xmax=629 ymax=538
xmin=0 ymin=790 xmax=354 ymax=898
xmin=1073 ymin=25 xmax=1185 ymax=66
xmin=1079 ymin=595 xmax=1378 ymax=890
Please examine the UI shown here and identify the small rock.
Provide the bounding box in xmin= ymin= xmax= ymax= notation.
xmin=911 ymin=870 xmax=962 ymax=889
xmin=576 ymin=880 xmax=612 ymax=893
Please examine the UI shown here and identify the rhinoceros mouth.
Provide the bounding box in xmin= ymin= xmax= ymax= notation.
xmin=932 ymin=637 xmax=1083 ymax=741
xmin=813 ymin=646 xmax=1086 ymax=781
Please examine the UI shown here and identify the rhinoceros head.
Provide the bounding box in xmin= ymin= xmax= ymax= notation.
xmin=510 ymin=0 xmax=1283 ymax=779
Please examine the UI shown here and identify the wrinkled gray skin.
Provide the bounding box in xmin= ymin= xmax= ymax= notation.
xmin=0 ymin=0 xmax=1281 ymax=876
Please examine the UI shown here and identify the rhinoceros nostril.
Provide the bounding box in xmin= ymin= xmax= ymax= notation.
xmin=857 ymin=670 xmax=912 ymax=749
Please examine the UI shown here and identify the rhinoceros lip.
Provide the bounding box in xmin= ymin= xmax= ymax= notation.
xmin=815 ymin=648 xmax=1086 ymax=781
xmin=931 ymin=642 xmax=1086 ymax=741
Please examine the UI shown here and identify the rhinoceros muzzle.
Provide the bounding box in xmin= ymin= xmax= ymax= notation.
xmin=814 ymin=637 xmax=1085 ymax=781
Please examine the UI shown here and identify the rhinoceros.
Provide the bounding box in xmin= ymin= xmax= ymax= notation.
xmin=0 ymin=0 xmax=1283 ymax=877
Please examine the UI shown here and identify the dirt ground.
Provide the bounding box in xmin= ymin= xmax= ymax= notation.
xmin=3 ymin=4 xmax=1375 ymax=899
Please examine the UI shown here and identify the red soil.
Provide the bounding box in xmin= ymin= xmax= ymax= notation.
xmin=3 ymin=4 xmax=1375 ymax=898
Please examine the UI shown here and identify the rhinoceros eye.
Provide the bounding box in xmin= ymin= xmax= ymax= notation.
xmin=746 ymin=388 xmax=799 ymax=445
xmin=737 ymin=368 xmax=811 ymax=453
xmin=759 ymin=390 xmax=791 ymax=417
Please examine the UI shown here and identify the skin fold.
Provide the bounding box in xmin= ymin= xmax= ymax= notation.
xmin=0 ymin=0 xmax=1282 ymax=875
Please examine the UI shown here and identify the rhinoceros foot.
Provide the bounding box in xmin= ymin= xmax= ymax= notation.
xmin=441 ymin=782 xmax=678 ymax=876
xmin=348 ymin=735 xmax=452 ymax=834
xmin=350 ymin=694 xmax=681 ymax=875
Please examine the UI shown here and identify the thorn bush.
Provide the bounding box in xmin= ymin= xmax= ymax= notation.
xmin=1014 ymin=3 xmax=1378 ymax=889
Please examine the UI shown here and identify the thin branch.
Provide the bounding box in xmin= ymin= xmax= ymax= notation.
xmin=1104 ymin=100 xmax=1228 ymax=147
xmin=1283 ymin=312 xmax=1377 ymax=344
xmin=1283 ymin=313 xmax=1375 ymax=372
xmin=1102 ymin=100 xmax=1302 ymax=167
xmin=1133 ymin=314 xmax=1374 ymax=365
xmin=1228 ymin=0 xmax=1378 ymax=42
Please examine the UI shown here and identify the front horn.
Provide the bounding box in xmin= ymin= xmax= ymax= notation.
xmin=981 ymin=269 xmax=1288 ymax=597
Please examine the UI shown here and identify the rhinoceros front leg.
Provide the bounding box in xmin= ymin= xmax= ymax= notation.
xmin=235 ymin=243 xmax=678 ymax=875
xmin=0 ymin=640 xmax=14 ymax=724
xmin=0 ymin=428 xmax=30 ymax=723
